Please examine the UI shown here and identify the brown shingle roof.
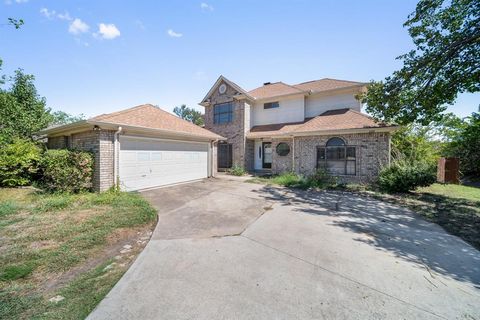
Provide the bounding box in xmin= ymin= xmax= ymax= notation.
xmin=247 ymin=121 xmax=305 ymax=139
xmin=294 ymin=78 xmax=365 ymax=93
xmin=247 ymin=82 xmax=305 ymax=100
xmin=91 ymin=104 xmax=223 ymax=139
xmin=245 ymin=78 xmax=365 ymax=101
xmin=246 ymin=109 xmax=394 ymax=138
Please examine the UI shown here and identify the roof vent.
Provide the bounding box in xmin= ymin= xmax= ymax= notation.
xmin=263 ymin=82 xmax=271 ymax=86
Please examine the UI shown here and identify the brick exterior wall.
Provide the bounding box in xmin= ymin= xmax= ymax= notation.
xmin=293 ymin=132 xmax=391 ymax=183
xmin=272 ymin=138 xmax=294 ymax=174
xmin=47 ymin=129 xmax=115 ymax=192
xmin=245 ymin=139 xmax=255 ymax=171
xmin=47 ymin=136 xmax=68 ymax=149
xmin=204 ymin=80 xmax=247 ymax=168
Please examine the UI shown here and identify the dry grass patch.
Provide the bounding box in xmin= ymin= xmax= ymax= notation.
xmin=0 ymin=188 xmax=157 ymax=319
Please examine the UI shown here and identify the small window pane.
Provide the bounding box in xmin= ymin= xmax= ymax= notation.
xmin=264 ymin=102 xmax=279 ymax=109
xmin=214 ymin=102 xmax=234 ymax=124
xmin=327 ymin=147 xmax=345 ymax=160
xmin=346 ymin=147 xmax=356 ymax=159
xmin=326 ymin=137 xmax=345 ymax=146
xmin=317 ymin=147 xmax=326 ymax=160
xmin=276 ymin=143 xmax=290 ymax=156
xmin=346 ymin=160 xmax=356 ymax=175
xmin=137 ymin=152 xmax=150 ymax=161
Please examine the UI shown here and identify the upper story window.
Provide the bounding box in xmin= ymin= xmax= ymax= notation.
xmin=214 ymin=102 xmax=234 ymax=124
xmin=264 ymin=101 xmax=279 ymax=109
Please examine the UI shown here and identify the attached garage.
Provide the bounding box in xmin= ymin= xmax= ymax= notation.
xmin=42 ymin=104 xmax=224 ymax=192
xmin=119 ymin=137 xmax=209 ymax=191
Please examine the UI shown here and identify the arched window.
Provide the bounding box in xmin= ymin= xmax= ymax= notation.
xmin=326 ymin=137 xmax=345 ymax=147
xmin=317 ymin=137 xmax=356 ymax=175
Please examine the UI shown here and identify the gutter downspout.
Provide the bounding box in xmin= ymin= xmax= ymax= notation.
xmin=210 ymin=139 xmax=217 ymax=177
xmin=113 ymin=126 xmax=123 ymax=189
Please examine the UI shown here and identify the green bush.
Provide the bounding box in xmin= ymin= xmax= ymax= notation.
xmin=378 ymin=160 xmax=436 ymax=193
xmin=305 ymin=169 xmax=339 ymax=188
xmin=228 ymin=165 xmax=247 ymax=176
xmin=0 ymin=138 xmax=41 ymax=187
xmin=273 ymin=172 xmax=305 ymax=187
xmin=39 ymin=149 xmax=94 ymax=193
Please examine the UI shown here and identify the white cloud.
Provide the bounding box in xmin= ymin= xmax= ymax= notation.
xmin=200 ymin=2 xmax=213 ymax=11
xmin=96 ymin=23 xmax=121 ymax=39
xmin=5 ymin=0 xmax=28 ymax=4
xmin=40 ymin=8 xmax=72 ymax=21
xmin=57 ymin=12 xmax=72 ymax=21
xmin=69 ymin=18 xmax=90 ymax=35
xmin=167 ymin=29 xmax=182 ymax=38
xmin=40 ymin=8 xmax=56 ymax=19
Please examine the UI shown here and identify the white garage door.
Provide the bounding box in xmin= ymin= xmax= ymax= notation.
xmin=119 ymin=136 xmax=209 ymax=191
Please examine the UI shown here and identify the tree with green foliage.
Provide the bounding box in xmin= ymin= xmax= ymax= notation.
xmin=0 ymin=138 xmax=41 ymax=187
xmin=391 ymin=125 xmax=441 ymax=165
xmin=173 ymin=104 xmax=204 ymax=126
xmin=0 ymin=66 xmax=52 ymax=141
xmin=442 ymin=111 xmax=480 ymax=177
xmin=7 ymin=18 xmax=24 ymax=29
xmin=50 ymin=110 xmax=86 ymax=126
xmin=360 ymin=0 xmax=479 ymax=125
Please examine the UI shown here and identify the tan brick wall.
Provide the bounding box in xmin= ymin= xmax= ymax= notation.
xmin=204 ymin=80 xmax=247 ymax=168
xmin=294 ymin=132 xmax=391 ymax=183
xmin=47 ymin=129 xmax=115 ymax=192
xmin=244 ymin=139 xmax=255 ymax=171
xmin=272 ymin=138 xmax=294 ymax=174
xmin=47 ymin=136 xmax=67 ymax=149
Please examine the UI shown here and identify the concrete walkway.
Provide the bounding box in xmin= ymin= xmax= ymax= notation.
xmin=88 ymin=179 xmax=480 ymax=320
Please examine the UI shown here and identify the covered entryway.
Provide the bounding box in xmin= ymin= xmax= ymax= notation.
xmin=119 ymin=136 xmax=209 ymax=191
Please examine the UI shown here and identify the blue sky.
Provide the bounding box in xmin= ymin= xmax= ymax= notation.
xmin=1 ymin=0 xmax=478 ymax=118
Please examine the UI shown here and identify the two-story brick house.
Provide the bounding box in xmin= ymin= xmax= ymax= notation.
xmin=200 ymin=76 xmax=398 ymax=182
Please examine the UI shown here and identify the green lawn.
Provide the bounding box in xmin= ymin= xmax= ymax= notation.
xmin=0 ymin=188 xmax=157 ymax=320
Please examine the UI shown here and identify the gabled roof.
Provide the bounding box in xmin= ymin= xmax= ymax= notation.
xmin=293 ymin=78 xmax=366 ymax=93
xmin=200 ymin=75 xmax=252 ymax=105
xmin=247 ymin=82 xmax=306 ymax=100
xmin=200 ymin=76 xmax=367 ymax=105
xmin=42 ymin=104 xmax=224 ymax=140
xmin=246 ymin=108 xmax=397 ymax=138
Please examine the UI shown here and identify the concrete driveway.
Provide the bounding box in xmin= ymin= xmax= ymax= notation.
xmin=88 ymin=178 xmax=480 ymax=320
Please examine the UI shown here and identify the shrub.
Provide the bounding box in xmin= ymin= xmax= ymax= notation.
xmin=273 ymin=172 xmax=305 ymax=187
xmin=378 ymin=160 xmax=436 ymax=193
xmin=0 ymin=138 xmax=41 ymax=187
xmin=305 ymin=169 xmax=339 ymax=188
xmin=228 ymin=165 xmax=247 ymax=176
xmin=39 ymin=149 xmax=94 ymax=193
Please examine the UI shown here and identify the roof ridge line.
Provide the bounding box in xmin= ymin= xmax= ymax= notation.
xmin=90 ymin=104 xmax=155 ymax=120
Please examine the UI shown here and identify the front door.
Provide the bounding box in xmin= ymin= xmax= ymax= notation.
xmin=262 ymin=142 xmax=272 ymax=169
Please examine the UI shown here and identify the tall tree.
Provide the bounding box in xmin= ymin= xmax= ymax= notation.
xmin=360 ymin=0 xmax=480 ymax=125
xmin=173 ymin=104 xmax=204 ymax=126
xmin=0 ymin=69 xmax=52 ymax=141
xmin=50 ymin=110 xmax=85 ymax=126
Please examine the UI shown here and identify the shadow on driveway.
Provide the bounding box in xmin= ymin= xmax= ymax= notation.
xmin=252 ymin=185 xmax=480 ymax=288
